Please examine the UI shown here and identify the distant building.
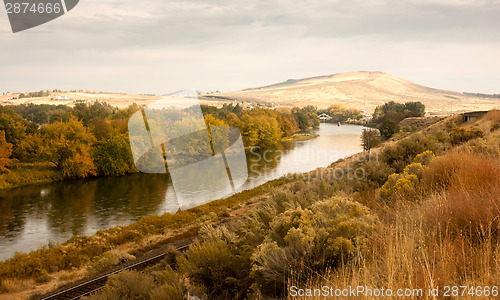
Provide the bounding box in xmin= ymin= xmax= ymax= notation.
xmin=318 ymin=113 xmax=332 ymax=121
xmin=462 ymin=111 xmax=488 ymax=122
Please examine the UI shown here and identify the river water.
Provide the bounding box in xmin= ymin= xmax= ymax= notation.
xmin=0 ymin=124 xmax=365 ymax=260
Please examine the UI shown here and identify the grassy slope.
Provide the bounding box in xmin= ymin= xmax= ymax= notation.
xmin=291 ymin=111 xmax=500 ymax=299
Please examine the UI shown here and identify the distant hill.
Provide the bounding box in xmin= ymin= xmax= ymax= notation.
xmin=210 ymin=71 xmax=499 ymax=114
xmin=2 ymin=72 xmax=498 ymax=114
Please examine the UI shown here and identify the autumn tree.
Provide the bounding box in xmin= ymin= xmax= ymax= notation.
xmin=234 ymin=110 xmax=283 ymax=147
xmin=0 ymin=130 xmax=13 ymax=173
xmin=276 ymin=111 xmax=299 ymax=137
xmin=0 ymin=106 xmax=36 ymax=158
xmin=15 ymin=133 xmax=45 ymax=162
xmin=42 ymin=117 xmax=96 ymax=178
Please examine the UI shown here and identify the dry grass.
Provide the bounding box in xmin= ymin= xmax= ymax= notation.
xmin=288 ymin=201 xmax=500 ymax=299
xmin=483 ymin=110 xmax=500 ymax=123
xmin=0 ymin=278 xmax=35 ymax=294
xmin=287 ymin=149 xmax=500 ymax=299
xmin=423 ymin=151 xmax=500 ymax=192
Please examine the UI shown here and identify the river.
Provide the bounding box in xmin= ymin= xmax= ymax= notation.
xmin=0 ymin=123 xmax=366 ymax=260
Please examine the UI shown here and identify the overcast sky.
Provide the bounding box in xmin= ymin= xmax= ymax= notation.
xmin=0 ymin=0 xmax=499 ymax=95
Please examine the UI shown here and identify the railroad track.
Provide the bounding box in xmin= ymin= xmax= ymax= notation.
xmin=39 ymin=243 xmax=191 ymax=300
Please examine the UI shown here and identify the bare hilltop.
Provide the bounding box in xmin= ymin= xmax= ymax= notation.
xmin=2 ymin=71 xmax=498 ymax=114
xmin=210 ymin=71 xmax=499 ymax=114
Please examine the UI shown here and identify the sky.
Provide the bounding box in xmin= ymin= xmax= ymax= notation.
xmin=0 ymin=0 xmax=499 ymax=95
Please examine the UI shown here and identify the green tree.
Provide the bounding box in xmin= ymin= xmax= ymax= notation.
xmin=73 ymin=102 xmax=113 ymax=126
xmin=373 ymin=101 xmax=426 ymax=123
xmin=404 ymin=101 xmax=425 ymax=117
xmin=292 ymin=106 xmax=319 ymax=131
xmin=92 ymin=132 xmax=135 ymax=177
xmin=378 ymin=119 xmax=400 ymax=140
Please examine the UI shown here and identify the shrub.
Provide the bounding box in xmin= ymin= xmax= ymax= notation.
xmin=108 ymin=229 xmax=142 ymax=246
xmin=466 ymin=137 xmax=500 ymax=157
xmin=449 ymin=127 xmax=484 ymax=145
xmin=490 ymin=122 xmax=500 ymax=132
xmin=87 ymin=251 xmax=135 ymax=275
xmin=85 ymin=270 xmax=155 ymax=300
xmin=355 ymin=159 xmax=394 ymax=188
xmin=178 ymin=226 xmax=251 ymax=299
xmin=379 ymin=172 xmax=419 ymax=201
xmin=237 ymin=204 xmax=278 ymax=247
xmin=382 ymin=134 xmax=438 ymax=172
xmin=413 ymin=150 xmax=435 ymax=166
xmin=251 ymin=196 xmax=377 ymax=295
xmin=149 ymin=265 xmax=185 ymax=300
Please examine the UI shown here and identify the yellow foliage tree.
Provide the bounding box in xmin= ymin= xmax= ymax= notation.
xmin=0 ymin=130 xmax=13 ymax=173
xmin=42 ymin=117 xmax=96 ymax=178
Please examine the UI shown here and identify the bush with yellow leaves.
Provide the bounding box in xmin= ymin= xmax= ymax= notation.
xmin=251 ymin=196 xmax=377 ymax=295
xmin=379 ymin=161 xmax=427 ymax=201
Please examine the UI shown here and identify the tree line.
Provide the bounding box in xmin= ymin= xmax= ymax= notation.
xmin=317 ymin=104 xmax=363 ymax=123
xmin=0 ymin=102 xmax=319 ymax=179
xmin=372 ymin=101 xmax=426 ymax=139
xmin=360 ymin=101 xmax=426 ymax=154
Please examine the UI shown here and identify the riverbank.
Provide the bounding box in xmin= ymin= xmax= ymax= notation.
xmin=0 ymin=177 xmax=293 ymax=297
xmin=0 ymin=162 xmax=63 ymax=190
xmin=0 ymin=133 xmax=320 ymax=191
xmin=281 ymin=131 xmax=319 ymax=142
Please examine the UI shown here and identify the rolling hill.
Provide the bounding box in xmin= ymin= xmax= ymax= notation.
xmin=209 ymin=71 xmax=499 ymax=114
xmin=2 ymin=72 xmax=498 ymax=114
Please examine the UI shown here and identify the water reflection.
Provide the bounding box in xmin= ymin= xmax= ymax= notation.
xmin=0 ymin=124 xmax=365 ymax=260
xmin=0 ymin=174 xmax=171 ymax=259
